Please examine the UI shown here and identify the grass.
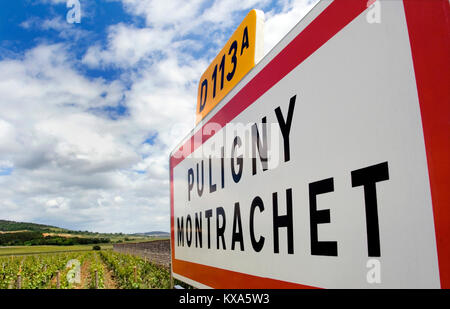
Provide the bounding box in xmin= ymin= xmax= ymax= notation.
xmin=0 ymin=244 xmax=113 ymax=256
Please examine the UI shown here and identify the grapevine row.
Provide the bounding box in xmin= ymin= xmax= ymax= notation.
xmin=99 ymin=251 xmax=170 ymax=289
xmin=0 ymin=252 xmax=88 ymax=289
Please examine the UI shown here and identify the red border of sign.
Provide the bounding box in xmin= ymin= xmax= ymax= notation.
xmin=403 ymin=0 xmax=450 ymax=289
xmin=169 ymin=0 xmax=450 ymax=288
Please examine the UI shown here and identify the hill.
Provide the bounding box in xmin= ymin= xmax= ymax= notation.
xmin=131 ymin=231 xmax=170 ymax=237
xmin=0 ymin=219 xmax=166 ymax=246
xmin=0 ymin=219 xmax=114 ymax=236
xmin=0 ymin=220 xmax=63 ymax=233
xmin=0 ymin=220 xmax=111 ymax=246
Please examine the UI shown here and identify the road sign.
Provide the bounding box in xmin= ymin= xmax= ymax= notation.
xmin=196 ymin=9 xmax=264 ymax=125
xmin=170 ymin=0 xmax=449 ymax=288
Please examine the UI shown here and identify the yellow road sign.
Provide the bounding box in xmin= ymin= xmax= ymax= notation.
xmin=196 ymin=9 xmax=264 ymax=124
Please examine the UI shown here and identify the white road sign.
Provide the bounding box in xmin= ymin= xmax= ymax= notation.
xmin=170 ymin=0 xmax=450 ymax=288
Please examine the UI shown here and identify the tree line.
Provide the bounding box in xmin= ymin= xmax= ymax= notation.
xmin=0 ymin=231 xmax=110 ymax=246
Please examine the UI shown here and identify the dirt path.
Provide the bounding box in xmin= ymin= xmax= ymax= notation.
xmin=74 ymin=259 xmax=91 ymax=289
xmin=102 ymin=259 xmax=119 ymax=289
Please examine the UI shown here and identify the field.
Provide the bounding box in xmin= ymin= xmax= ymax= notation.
xmin=0 ymin=244 xmax=113 ymax=256
xmin=0 ymin=249 xmax=171 ymax=289
xmin=0 ymin=220 xmax=175 ymax=289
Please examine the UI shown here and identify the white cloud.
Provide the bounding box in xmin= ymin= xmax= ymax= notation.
xmin=119 ymin=0 xmax=205 ymax=28
xmin=0 ymin=119 xmax=18 ymax=153
xmin=264 ymin=0 xmax=319 ymax=53
xmin=83 ymin=24 xmax=175 ymax=68
xmin=199 ymin=0 xmax=268 ymax=25
xmin=36 ymin=0 xmax=68 ymax=4
xmin=36 ymin=113 xmax=139 ymax=174
xmin=21 ymin=16 xmax=90 ymax=40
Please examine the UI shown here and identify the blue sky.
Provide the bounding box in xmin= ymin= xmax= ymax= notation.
xmin=1 ymin=0 xmax=139 ymax=81
xmin=0 ymin=0 xmax=318 ymax=233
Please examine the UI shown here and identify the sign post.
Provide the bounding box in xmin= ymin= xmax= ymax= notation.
xmin=170 ymin=0 xmax=449 ymax=288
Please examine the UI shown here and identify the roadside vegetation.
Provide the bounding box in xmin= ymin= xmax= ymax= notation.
xmin=0 ymin=219 xmax=174 ymax=289
xmin=0 ymin=250 xmax=171 ymax=289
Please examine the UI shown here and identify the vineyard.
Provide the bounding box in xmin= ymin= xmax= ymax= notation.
xmin=0 ymin=250 xmax=172 ymax=289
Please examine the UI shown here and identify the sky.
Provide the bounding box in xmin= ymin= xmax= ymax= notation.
xmin=0 ymin=0 xmax=319 ymax=233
